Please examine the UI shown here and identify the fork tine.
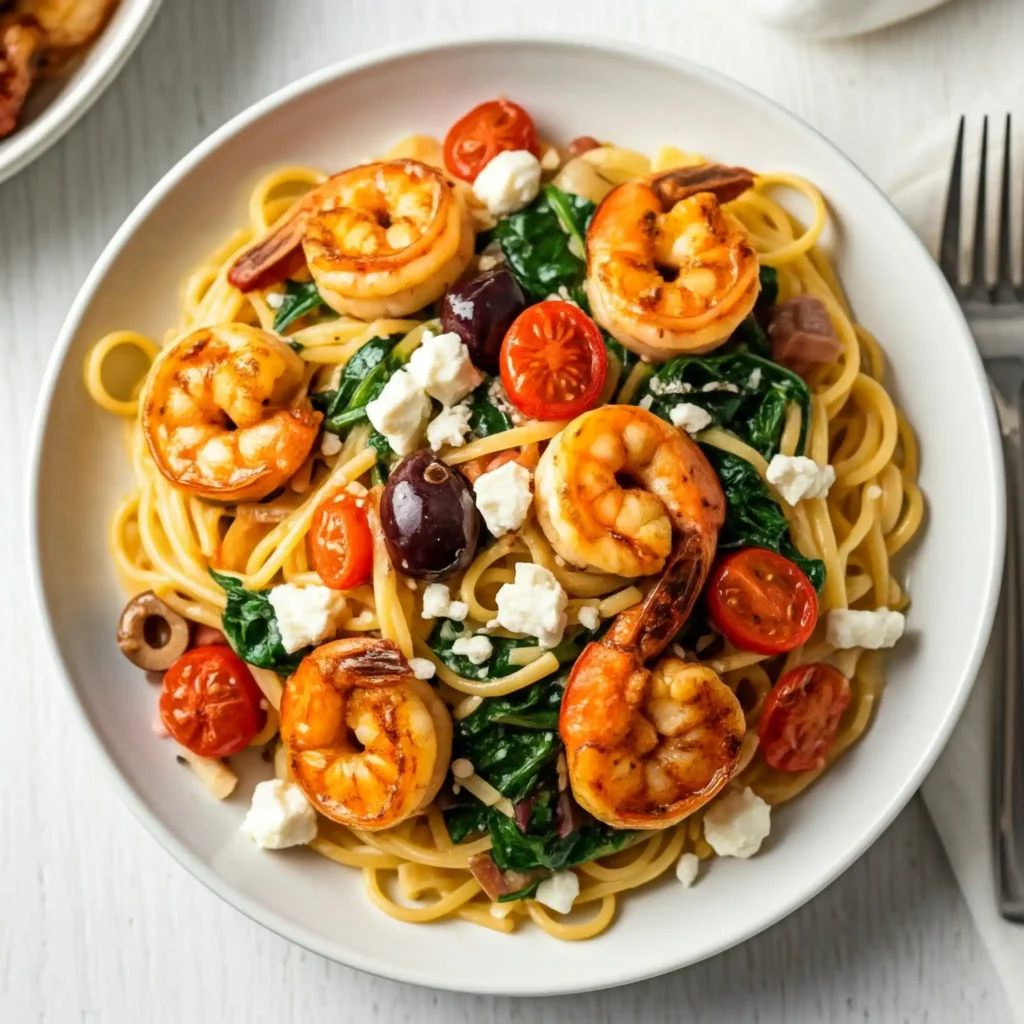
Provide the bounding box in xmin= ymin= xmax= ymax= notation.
xmin=967 ymin=115 xmax=991 ymax=302
xmin=995 ymin=114 xmax=1016 ymax=302
xmin=939 ymin=116 xmax=965 ymax=292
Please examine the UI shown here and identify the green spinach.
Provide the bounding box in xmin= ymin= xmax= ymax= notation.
xmin=208 ymin=569 xmax=308 ymax=674
xmin=492 ymin=185 xmax=595 ymax=302
xmin=272 ymin=280 xmax=324 ymax=333
xmin=466 ymin=380 xmax=513 ymax=439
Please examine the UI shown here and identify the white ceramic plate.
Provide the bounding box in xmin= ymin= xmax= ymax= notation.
xmin=28 ymin=38 xmax=1004 ymax=995
xmin=0 ymin=0 xmax=162 ymax=187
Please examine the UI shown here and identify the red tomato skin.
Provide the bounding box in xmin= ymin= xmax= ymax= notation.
xmin=443 ymin=99 xmax=539 ymax=182
xmin=309 ymin=491 xmax=374 ymax=590
xmin=499 ymin=300 xmax=607 ymax=421
xmin=159 ymin=646 xmax=264 ymax=759
xmin=758 ymin=663 xmax=851 ymax=772
xmin=705 ymin=548 xmax=818 ymax=655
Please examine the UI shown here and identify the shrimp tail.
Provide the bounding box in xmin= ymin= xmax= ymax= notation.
xmin=227 ymin=212 xmax=310 ymax=292
xmin=649 ymin=163 xmax=755 ymax=211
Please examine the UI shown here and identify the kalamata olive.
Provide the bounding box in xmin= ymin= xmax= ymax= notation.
xmin=441 ymin=267 xmax=526 ymax=374
xmin=380 ymin=450 xmax=479 ymax=581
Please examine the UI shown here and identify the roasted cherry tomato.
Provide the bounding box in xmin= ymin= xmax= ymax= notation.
xmin=443 ymin=99 xmax=539 ymax=182
xmin=758 ymin=663 xmax=852 ymax=772
xmin=706 ymin=548 xmax=818 ymax=655
xmin=500 ymin=300 xmax=607 ymax=421
xmin=159 ymin=646 xmax=264 ymax=759
xmin=309 ymin=490 xmax=374 ymax=590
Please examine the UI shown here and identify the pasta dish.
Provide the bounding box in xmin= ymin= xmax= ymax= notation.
xmin=86 ymin=98 xmax=922 ymax=940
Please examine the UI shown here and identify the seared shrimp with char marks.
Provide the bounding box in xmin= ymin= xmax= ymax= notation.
xmin=19 ymin=0 xmax=119 ymax=51
xmin=228 ymin=159 xmax=475 ymax=320
xmin=561 ymin=543 xmax=746 ymax=829
xmin=0 ymin=17 xmax=43 ymax=138
xmin=140 ymin=323 xmax=320 ymax=502
xmin=586 ymin=163 xmax=759 ymax=360
xmin=534 ymin=405 xmax=724 ymax=578
xmin=280 ymin=637 xmax=453 ymax=831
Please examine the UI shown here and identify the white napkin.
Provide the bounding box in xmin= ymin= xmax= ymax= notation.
xmin=742 ymin=0 xmax=954 ymax=38
xmin=883 ymin=112 xmax=1024 ymax=1019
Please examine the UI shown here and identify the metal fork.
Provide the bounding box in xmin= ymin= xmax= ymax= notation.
xmin=941 ymin=114 xmax=1024 ymax=922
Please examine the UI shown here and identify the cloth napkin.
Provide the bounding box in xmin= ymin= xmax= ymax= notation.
xmin=883 ymin=112 xmax=1024 ymax=1018
xmin=741 ymin=0 xmax=954 ymax=38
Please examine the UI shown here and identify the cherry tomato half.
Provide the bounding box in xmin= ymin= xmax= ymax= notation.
xmin=159 ymin=646 xmax=264 ymax=759
xmin=758 ymin=663 xmax=852 ymax=772
xmin=443 ymin=99 xmax=540 ymax=182
xmin=706 ymin=548 xmax=818 ymax=655
xmin=500 ymin=300 xmax=607 ymax=421
xmin=309 ymin=491 xmax=374 ymax=590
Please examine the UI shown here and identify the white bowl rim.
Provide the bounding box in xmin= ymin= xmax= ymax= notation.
xmin=26 ymin=33 xmax=1006 ymax=995
xmin=0 ymin=0 xmax=164 ymax=187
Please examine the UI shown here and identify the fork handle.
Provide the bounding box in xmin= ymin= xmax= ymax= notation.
xmin=995 ymin=414 xmax=1024 ymax=921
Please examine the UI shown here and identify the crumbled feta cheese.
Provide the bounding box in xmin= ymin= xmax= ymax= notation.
xmin=675 ymin=852 xmax=700 ymax=887
xmin=474 ymin=461 xmax=533 ymax=536
xmin=408 ymin=330 xmax=484 ymax=408
xmin=648 ymin=377 xmax=693 ymax=397
xmin=267 ymin=583 xmax=346 ymax=653
xmin=408 ymin=657 xmax=436 ymax=680
xmin=766 ymin=454 xmax=836 ymax=505
xmin=426 ymin=402 xmax=473 ymax=450
xmin=421 ymin=582 xmax=468 ymax=622
xmin=487 ymin=377 xmax=524 ymax=426
xmin=866 ymin=484 xmax=883 ymax=500
xmin=638 ymin=394 xmax=654 ymax=411
xmin=669 ymin=402 xmax=713 ymax=435
xmin=535 ymin=871 xmax=580 ymax=915
xmin=241 ymin=780 xmax=317 ymax=850
xmin=747 ymin=368 xmax=763 ymax=390
xmin=701 ymin=381 xmax=741 ymax=393
xmin=448 ymin=294 xmax=475 ymax=319
xmin=451 ymin=634 xmax=494 ymax=665
xmin=477 ymin=240 xmax=506 ymax=272
xmin=545 ymin=285 xmax=579 ymax=307
xmin=451 ymin=758 xmax=475 ymax=779
xmin=321 ymin=432 xmax=342 ymax=457
xmin=577 ymin=605 xmax=600 ymax=631
xmin=703 ymin=787 xmax=771 ymax=858
xmin=495 ymin=563 xmax=568 ymax=648
xmin=472 ymin=149 xmax=542 ymax=217
xmin=265 ymin=291 xmax=286 ymax=310
xmin=365 ymin=368 xmax=431 ymax=455
xmin=827 ymin=607 xmax=905 ymax=650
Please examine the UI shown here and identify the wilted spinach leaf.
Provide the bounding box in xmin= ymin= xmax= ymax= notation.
xmin=209 ymin=569 xmax=308 ymax=674
xmin=273 ymin=280 xmax=324 ymax=333
xmin=466 ymin=379 xmax=513 ymax=439
xmin=493 ymin=185 xmax=595 ymax=302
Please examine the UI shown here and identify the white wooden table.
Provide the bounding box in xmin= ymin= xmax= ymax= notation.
xmin=3 ymin=0 xmax=1021 ymax=1020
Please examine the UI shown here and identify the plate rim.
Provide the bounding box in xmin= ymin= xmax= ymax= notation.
xmin=0 ymin=0 xmax=164 ymax=188
xmin=26 ymin=33 xmax=1006 ymax=995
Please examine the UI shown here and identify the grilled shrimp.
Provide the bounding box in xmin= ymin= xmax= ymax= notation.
xmin=228 ymin=159 xmax=475 ymax=320
xmin=0 ymin=17 xmax=43 ymax=139
xmin=140 ymin=324 xmax=320 ymax=502
xmin=534 ymin=405 xmax=725 ymax=578
xmin=280 ymin=637 xmax=453 ymax=831
xmin=20 ymin=0 xmax=118 ymax=51
xmin=561 ymin=544 xmax=745 ymax=829
xmin=586 ymin=164 xmax=759 ymax=360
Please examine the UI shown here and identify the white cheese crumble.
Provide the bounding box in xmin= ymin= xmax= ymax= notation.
xmin=766 ymin=454 xmax=836 ymax=505
xmin=826 ymin=607 xmax=905 ymax=650
xmin=701 ymin=381 xmax=741 ymax=393
xmin=577 ymin=605 xmax=600 ymax=631
xmin=241 ymin=780 xmax=317 ymax=850
xmin=747 ymin=368 xmax=763 ymax=390
xmin=407 ymin=330 xmax=484 ymax=408
xmin=408 ymin=657 xmax=436 ymax=680
xmin=648 ymin=376 xmax=693 ymax=397
xmin=535 ymin=870 xmax=580 ymax=915
xmin=669 ymin=402 xmax=713 ymax=435
xmin=320 ymin=432 xmax=342 ymax=457
xmin=495 ymin=563 xmax=568 ymax=649
xmin=675 ymin=852 xmax=700 ymax=888
xmin=267 ymin=583 xmax=346 ymax=654
xmin=487 ymin=376 xmax=524 ymax=426
xmin=451 ymin=634 xmax=494 ymax=665
xmin=703 ymin=787 xmax=771 ymax=858
xmin=421 ymin=582 xmax=468 ymax=622
xmin=365 ymin=368 xmax=431 ymax=456
xmin=474 ymin=460 xmax=533 ymax=536
xmin=265 ymin=291 xmax=286 ymax=310
xmin=472 ymin=149 xmax=542 ymax=217
xmin=545 ymin=285 xmax=579 ymax=307
xmin=426 ymin=402 xmax=473 ymax=450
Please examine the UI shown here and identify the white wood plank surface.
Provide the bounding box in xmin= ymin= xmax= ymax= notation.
xmin=3 ymin=0 xmax=1022 ymax=1019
